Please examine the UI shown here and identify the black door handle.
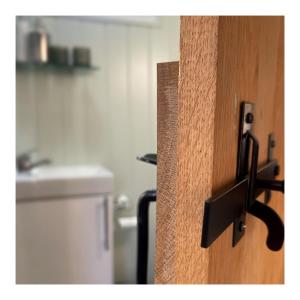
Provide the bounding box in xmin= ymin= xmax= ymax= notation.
xmin=136 ymin=154 xmax=157 ymax=284
xmin=248 ymin=200 xmax=284 ymax=251
xmin=137 ymin=190 xmax=156 ymax=284
xmin=201 ymin=104 xmax=284 ymax=251
xmin=246 ymin=131 xmax=284 ymax=251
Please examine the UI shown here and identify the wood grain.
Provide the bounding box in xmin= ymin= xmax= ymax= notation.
xmin=155 ymin=62 xmax=179 ymax=283
xmin=155 ymin=16 xmax=284 ymax=283
xmin=208 ymin=16 xmax=284 ymax=284
xmin=155 ymin=16 xmax=219 ymax=283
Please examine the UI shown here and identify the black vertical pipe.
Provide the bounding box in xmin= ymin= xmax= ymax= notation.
xmin=136 ymin=189 xmax=156 ymax=284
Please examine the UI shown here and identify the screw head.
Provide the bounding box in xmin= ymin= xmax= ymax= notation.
xmin=271 ymin=139 xmax=276 ymax=148
xmin=239 ymin=221 xmax=247 ymax=232
xmin=245 ymin=113 xmax=254 ymax=124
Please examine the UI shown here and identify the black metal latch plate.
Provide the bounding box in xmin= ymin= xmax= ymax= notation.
xmin=200 ymin=102 xmax=284 ymax=251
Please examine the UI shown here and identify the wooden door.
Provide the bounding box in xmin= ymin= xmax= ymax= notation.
xmin=155 ymin=16 xmax=284 ymax=284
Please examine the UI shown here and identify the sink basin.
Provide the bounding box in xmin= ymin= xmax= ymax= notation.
xmin=16 ymin=165 xmax=113 ymax=200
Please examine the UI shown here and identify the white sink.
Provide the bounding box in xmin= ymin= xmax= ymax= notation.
xmin=16 ymin=165 xmax=114 ymax=200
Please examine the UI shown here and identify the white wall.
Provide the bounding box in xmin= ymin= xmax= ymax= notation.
xmin=16 ymin=16 xmax=180 ymax=283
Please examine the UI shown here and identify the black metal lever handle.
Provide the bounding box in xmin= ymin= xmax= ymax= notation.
xmin=137 ymin=189 xmax=156 ymax=284
xmin=247 ymin=131 xmax=284 ymax=251
xmin=136 ymin=155 xmax=157 ymax=284
xmin=248 ymin=200 xmax=284 ymax=251
xmin=201 ymin=103 xmax=284 ymax=250
xmin=256 ymin=179 xmax=284 ymax=193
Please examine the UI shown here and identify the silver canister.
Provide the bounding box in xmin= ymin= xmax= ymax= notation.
xmin=28 ymin=31 xmax=49 ymax=64
xmin=16 ymin=17 xmax=31 ymax=62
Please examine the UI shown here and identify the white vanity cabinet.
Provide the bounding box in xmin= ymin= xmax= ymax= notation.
xmin=16 ymin=165 xmax=114 ymax=284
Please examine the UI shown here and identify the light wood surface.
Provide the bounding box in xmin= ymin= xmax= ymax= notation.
xmin=155 ymin=16 xmax=284 ymax=284
xmin=156 ymin=17 xmax=219 ymax=283
xmin=155 ymin=62 xmax=179 ymax=283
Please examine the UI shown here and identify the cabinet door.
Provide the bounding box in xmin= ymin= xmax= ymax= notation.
xmin=16 ymin=195 xmax=113 ymax=284
xmin=155 ymin=16 xmax=284 ymax=283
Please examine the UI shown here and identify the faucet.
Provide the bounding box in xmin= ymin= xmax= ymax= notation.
xmin=16 ymin=149 xmax=51 ymax=172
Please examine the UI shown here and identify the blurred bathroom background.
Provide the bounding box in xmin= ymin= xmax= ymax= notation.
xmin=16 ymin=16 xmax=179 ymax=284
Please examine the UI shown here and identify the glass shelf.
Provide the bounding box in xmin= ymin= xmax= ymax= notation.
xmin=16 ymin=61 xmax=100 ymax=72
